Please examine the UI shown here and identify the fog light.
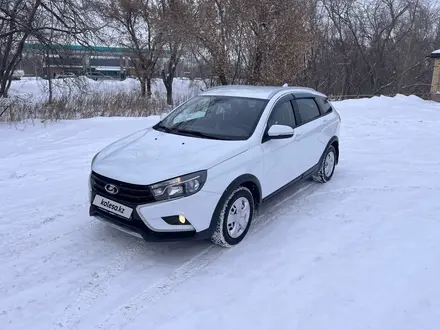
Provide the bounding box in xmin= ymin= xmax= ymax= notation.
xmin=162 ymin=215 xmax=191 ymax=226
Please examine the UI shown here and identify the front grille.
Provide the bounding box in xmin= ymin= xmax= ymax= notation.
xmin=90 ymin=171 xmax=156 ymax=205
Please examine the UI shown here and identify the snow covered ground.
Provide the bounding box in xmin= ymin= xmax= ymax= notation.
xmin=1 ymin=95 xmax=440 ymax=330
xmin=8 ymin=77 xmax=203 ymax=103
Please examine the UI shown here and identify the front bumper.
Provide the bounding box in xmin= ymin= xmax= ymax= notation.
xmin=90 ymin=206 xmax=201 ymax=241
xmin=89 ymin=189 xmax=221 ymax=242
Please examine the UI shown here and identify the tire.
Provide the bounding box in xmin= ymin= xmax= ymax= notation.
xmin=313 ymin=145 xmax=337 ymax=183
xmin=210 ymin=186 xmax=255 ymax=247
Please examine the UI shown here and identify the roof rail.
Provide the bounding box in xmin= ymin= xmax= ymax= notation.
xmin=203 ymin=84 xmax=323 ymax=99
xmin=284 ymin=86 xmax=317 ymax=91
xmin=205 ymin=85 xmax=231 ymax=91
xmin=267 ymin=86 xmax=318 ymax=98
xmin=206 ymin=84 xmax=316 ymax=91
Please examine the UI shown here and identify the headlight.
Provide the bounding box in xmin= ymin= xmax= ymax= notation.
xmin=91 ymin=152 xmax=99 ymax=169
xmin=88 ymin=174 xmax=92 ymax=202
xmin=150 ymin=170 xmax=207 ymax=201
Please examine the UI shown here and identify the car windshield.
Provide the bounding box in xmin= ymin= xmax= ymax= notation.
xmin=153 ymin=95 xmax=268 ymax=140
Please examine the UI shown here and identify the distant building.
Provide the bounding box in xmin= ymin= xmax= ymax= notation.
xmin=429 ymin=49 xmax=440 ymax=102
xmin=23 ymin=43 xmax=143 ymax=79
xmin=21 ymin=43 xmax=198 ymax=82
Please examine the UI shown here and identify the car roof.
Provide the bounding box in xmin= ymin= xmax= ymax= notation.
xmin=200 ymin=85 xmax=327 ymax=100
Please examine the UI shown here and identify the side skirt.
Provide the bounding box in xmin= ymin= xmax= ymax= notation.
xmin=261 ymin=164 xmax=319 ymax=204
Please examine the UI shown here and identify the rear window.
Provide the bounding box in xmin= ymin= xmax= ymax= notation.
xmin=316 ymin=97 xmax=333 ymax=114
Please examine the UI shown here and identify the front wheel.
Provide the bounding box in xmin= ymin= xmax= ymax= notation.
xmin=210 ymin=186 xmax=255 ymax=247
xmin=313 ymin=145 xmax=337 ymax=183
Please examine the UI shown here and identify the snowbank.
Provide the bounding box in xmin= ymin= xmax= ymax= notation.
xmin=333 ymin=93 xmax=435 ymax=111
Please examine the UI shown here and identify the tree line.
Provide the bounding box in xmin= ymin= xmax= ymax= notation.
xmin=1 ymin=0 xmax=439 ymax=104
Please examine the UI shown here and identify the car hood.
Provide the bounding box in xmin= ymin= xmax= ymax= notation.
xmin=91 ymin=127 xmax=249 ymax=185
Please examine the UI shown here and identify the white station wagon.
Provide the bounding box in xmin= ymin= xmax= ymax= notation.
xmin=89 ymin=85 xmax=341 ymax=247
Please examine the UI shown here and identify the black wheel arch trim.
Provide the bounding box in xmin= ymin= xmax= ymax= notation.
xmin=320 ymin=136 xmax=339 ymax=166
xmin=226 ymin=174 xmax=263 ymax=203
xmin=197 ymin=174 xmax=262 ymax=239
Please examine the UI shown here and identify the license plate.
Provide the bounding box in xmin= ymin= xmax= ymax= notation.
xmin=93 ymin=195 xmax=133 ymax=219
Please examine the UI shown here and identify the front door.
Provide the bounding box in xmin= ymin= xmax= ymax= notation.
xmin=261 ymin=95 xmax=309 ymax=197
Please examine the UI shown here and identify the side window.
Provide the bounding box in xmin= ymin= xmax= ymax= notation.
xmin=296 ymin=98 xmax=321 ymax=123
xmin=267 ymin=100 xmax=296 ymax=129
xmin=315 ymin=97 xmax=333 ymax=114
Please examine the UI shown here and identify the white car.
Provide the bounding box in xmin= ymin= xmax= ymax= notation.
xmin=89 ymin=85 xmax=341 ymax=247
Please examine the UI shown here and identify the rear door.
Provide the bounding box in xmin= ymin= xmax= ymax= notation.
xmin=314 ymin=96 xmax=340 ymax=144
xmin=291 ymin=96 xmax=326 ymax=171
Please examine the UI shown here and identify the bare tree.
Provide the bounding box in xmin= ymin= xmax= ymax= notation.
xmin=303 ymin=0 xmax=439 ymax=98
xmin=188 ymin=0 xmax=242 ymax=85
xmin=158 ymin=0 xmax=190 ymax=105
xmin=0 ymin=0 xmax=41 ymax=97
xmin=0 ymin=0 xmax=95 ymax=98
xmin=186 ymin=0 xmax=315 ymax=86
xmin=94 ymin=0 xmax=164 ymax=97
xmin=241 ymin=0 xmax=315 ymax=85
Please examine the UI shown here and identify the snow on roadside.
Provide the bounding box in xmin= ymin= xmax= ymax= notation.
xmin=1 ymin=95 xmax=440 ymax=330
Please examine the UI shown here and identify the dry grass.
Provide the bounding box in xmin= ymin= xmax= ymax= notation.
xmin=0 ymin=90 xmax=191 ymax=123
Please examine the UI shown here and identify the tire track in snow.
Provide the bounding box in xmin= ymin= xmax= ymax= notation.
xmin=304 ymin=184 xmax=440 ymax=199
xmin=53 ymin=238 xmax=176 ymax=330
xmin=250 ymin=182 xmax=319 ymax=236
xmin=95 ymin=182 xmax=317 ymax=329
xmin=95 ymin=245 xmax=222 ymax=329
xmin=3 ymin=212 xmax=100 ymax=259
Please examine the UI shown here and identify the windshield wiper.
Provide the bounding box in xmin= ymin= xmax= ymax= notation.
xmin=175 ymin=129 xmax=228 ymax=140
xmin=155 ymin=124 xmax=229 ymax=140
xmin=154 ymin=124 xmax=172 ymax=133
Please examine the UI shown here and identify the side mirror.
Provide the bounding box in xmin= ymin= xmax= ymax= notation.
xmin=267 ymin=124 xmax=294 ymax=139
xmin=160 ymin=112 xmax=169 ymax=120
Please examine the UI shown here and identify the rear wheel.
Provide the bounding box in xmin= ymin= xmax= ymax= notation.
xmin=210 ymin=186 xmax=254 ymax=247
xmin=313 ymin=145 xmax=336 ymax=183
